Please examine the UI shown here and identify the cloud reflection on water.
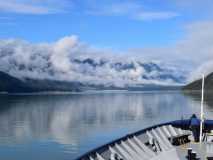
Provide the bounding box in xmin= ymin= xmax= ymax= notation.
xmin=0 ymin=91 xmax=210 ymax=159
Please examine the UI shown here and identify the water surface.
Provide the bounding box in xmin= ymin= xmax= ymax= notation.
xmin=0 ymin=91 xmax=212 ymax=160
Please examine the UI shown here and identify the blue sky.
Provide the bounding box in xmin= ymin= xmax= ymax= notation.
xmin=0 ymin=0 xmax=203 ymax=49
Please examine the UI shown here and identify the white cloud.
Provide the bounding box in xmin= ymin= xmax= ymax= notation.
xmin=134 ymin=11 xmax=179 ymax=21
xmin=86 ymin=0 xmax=179 ymax=21
xmin=175 ymin=21 xmax=213 ymax=61
xmin=189 ymin=61 xmax=213 ymax=82
xmin=0 ymin=0 xmax=72 ymax=14
xmin=172 ymin=21 xmax=213 ymax=81
xmin=87 ymin=1 xmax=141 ymax=16
xmin=173 ymin=0 xmax=213 ymax=13
xmin=51 ymin=36 xmax=78 ymax=72
xmin=125 ymin=20 xmax=213 ymax=82
xmin=0 ymin=0 xmax=179 ymax=19
xmin=0 ymin=36 xmax=186 ymax=86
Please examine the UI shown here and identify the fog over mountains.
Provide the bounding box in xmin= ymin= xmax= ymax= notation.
xmin=0 ymin=36 xmax=188 ymax=92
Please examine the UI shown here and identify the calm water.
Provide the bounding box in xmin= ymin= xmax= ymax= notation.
xmin=0 ymin=91 xmax=213 ymax=160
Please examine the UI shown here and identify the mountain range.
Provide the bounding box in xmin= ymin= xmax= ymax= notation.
xmin=183 ymin=72 xmax=213 ymax=91
xmin=0 ymin=71 xmax=83 ymax=93
xmin=0 ymin=58 xmax=186 ymax=93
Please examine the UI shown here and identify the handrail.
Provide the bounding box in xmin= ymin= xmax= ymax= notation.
xmin=75 ymin=121 xmax=177 ymax=160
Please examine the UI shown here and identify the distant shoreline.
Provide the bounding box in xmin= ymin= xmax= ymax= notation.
xmin=0 ymin=89 xmax=183 ymax=96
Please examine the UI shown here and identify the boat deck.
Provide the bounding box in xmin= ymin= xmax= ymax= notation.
xmin=177 ymin=142 xmax=213 ymax=160
xmin=76 ymin=118 xmax=213 ymax=160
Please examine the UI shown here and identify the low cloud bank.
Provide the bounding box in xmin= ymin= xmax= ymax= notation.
xmin=0 ymin=36 xmax=186 ymax=87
